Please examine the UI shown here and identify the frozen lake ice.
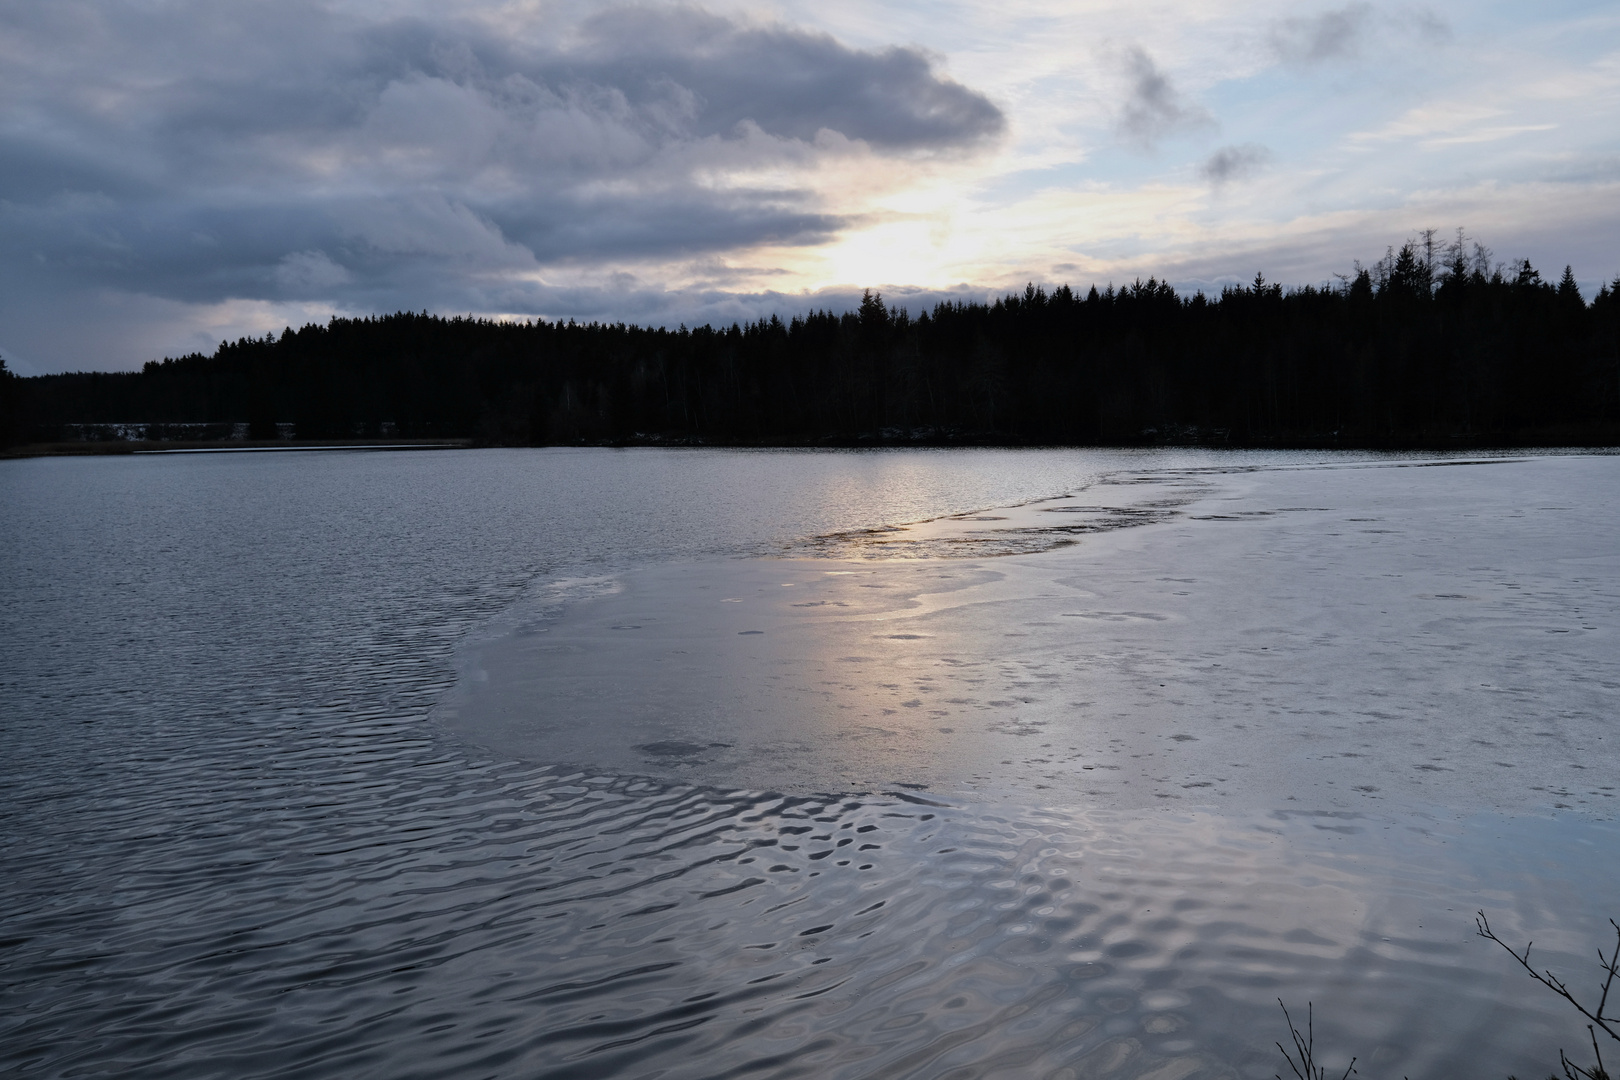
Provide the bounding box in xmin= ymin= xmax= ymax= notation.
xmin=3 ymin=447 xmax=1616 ymax=1080
xmin=443 ymin=454 xmax=1620 ymax=814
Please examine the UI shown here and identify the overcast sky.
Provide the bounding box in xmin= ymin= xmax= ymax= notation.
xmin=2 ymin=0 xmax=1617 ymax=373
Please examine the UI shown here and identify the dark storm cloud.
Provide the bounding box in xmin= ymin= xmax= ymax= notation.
xmin=1200 ymin=144 xmax=1273 ymax=186
xmin=567 ymin=7 xmax=1005 ymax=150
xmin=0 ymin=1 xmax=1002 ymax=327
xmin=1115 ymin=46 xmax=1214 ymax=150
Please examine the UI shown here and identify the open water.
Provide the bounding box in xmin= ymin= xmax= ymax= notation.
xmin=2 ymin=447 xmax=1616 ymax=1080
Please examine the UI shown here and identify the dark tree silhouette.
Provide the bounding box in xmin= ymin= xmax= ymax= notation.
xmin=12 ymin=234 xmax=1620 ymax=450
xmin=0 ymin=355 xmax=22 ymax=447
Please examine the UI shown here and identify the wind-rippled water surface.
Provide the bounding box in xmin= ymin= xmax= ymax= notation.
xmin=2 ymin=447 xmax=1615 ymax=1079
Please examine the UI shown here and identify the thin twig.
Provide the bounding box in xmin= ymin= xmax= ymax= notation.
xmin=1275 ymin=999 xmax=1355 ymax=1080
xmin=1597 ymin=920 xmax=1620 ymax=1031
xmin=1477 ymin=911 xmax=1620 ymax=1045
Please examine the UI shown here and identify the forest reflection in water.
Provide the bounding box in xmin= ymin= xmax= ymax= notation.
xmin=2 ymin=447 xmax=1616 ymax=1079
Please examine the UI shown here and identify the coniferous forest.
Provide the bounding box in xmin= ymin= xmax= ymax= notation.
xmin=7 ymin=236 xmax=1620 ymax=450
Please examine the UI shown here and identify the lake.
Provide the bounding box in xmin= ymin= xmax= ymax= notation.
xmin=2 ymin=447 xmax=1616 ymax=1079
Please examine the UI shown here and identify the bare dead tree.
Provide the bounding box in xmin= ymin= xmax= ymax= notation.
xmin=1477 ymin=910 xmax=1620 ymax=1080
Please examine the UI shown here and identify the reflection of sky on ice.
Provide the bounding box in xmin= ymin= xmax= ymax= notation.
xmin=446 ymin=454 xmax=1619 ymax=814
xmin=430 ymin=450 xmax=1620 ymax=1075
xmin=5 ymin=448 xmax=1618 ymax=1078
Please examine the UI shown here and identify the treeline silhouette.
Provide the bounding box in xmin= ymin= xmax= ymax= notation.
xmin=11 ymin=234 xmax=1620 ymax=448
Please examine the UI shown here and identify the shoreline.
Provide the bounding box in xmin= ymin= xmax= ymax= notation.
xmin=6 ymin=425 xmax=1620 ymax=459
xmin=1 ymin=437 xmax=473 ymax=458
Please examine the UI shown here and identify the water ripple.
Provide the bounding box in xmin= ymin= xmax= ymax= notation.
xmin=4 ymin=449 xmax=1614 ymax=1079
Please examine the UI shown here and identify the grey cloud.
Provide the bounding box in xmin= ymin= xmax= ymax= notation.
xmin=1116 ymin=46 xmax=1214 ymax=150
xmin=1271 ymin=3 xmax=1374 ymax=63
xmin=0 ymin=0 xmax=1003 ymax=368
xmin=1200 ymin=144 xmax=1273 ymax=186
xmin=1400 ymin=8 xmax=1454 ymax=47
xmin=274 ymin=252 xmax=352 ymax=292
xmin=1270 ymin=4 xmax=1450 ymax=66
xmin=569 ymin=7 xmax=1005 ymax=149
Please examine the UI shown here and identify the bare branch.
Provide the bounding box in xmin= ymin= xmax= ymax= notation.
xmin=1594 ymin=920 xmax=1620 ymax=1028
xmin=1477 ymin=911 xmax=1620 ymax=1045
xmin=1275 ymin=1000 xmax=1355 ymax=1080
